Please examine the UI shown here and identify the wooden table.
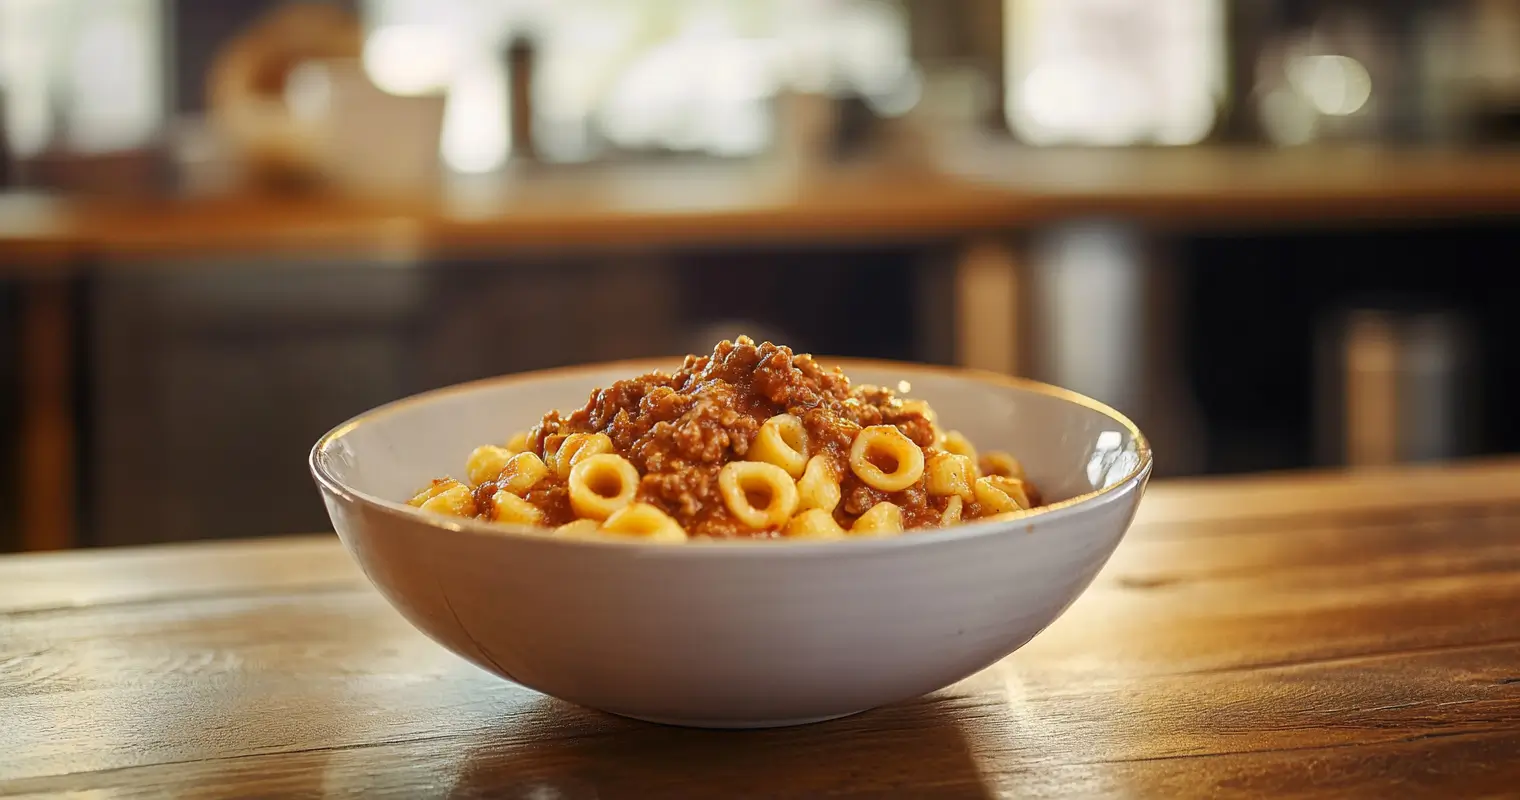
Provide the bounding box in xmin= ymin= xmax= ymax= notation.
xmin=4 ymin=460 xmax=1518 ymax=798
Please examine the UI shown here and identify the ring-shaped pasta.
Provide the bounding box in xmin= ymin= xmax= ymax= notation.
xmin=541 ymin=433 xmax=567 ymax=464
xmin=490 ymin=490 xmax=544 ymax=526
xmin=554 ymin=519 xmax=602 ymax=538
xmin=748 ymin=414 xmax=810 ymax=478
xmin=973 ymin=475 xmax=1031 ymax=515
xmin=553 ymin=432 xmax=615 ymax=479
xmin=783 ymin=508 xmax=847 ymax=539
xmin=941 ymin=430 xmax=979 ymax=467
xmin=466 ymin=444 xmax=515 ymax=486
xmin=981 ymin=451 xmax=1026 ymax=481
xmin=601 ymin=503 xmax=688 ymax=543
xmin=939 ymin=495 xmax=964 ymax=526
xmin=418 ymin=482 xmax=476 ymax=517
xmin=568 ymin=453 xmax=640 ymax=520
xmin=851 ymin=502 xmax=904 ymax=536
xmin=505 ymin=431 xmax=529 ymax=453
xmin=924 ymin=452 xmax=975 ymax=500
xmin=497 ymin=451 xmax=549 ymax=495
xmin=849 ymin=425 xmax=925 ymax=492
xmin=719 ymin=461 xmax=799 ymax=530
xmin=795 ymin=454 xmax=842 ymax=514
xmin=409 ymin=478 xmax=460 ymax=507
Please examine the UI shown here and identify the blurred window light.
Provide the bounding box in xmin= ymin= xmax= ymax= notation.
xmin=1289 ymin=54 xmax=1372 ymax=117
xmin=835 ymin=0 xmax=910 ymax=97
xmin=776 ymin=24 xmax=836 ymax=94
xmin=440 ymin=59 xmax=509 ymax=174
xmin=362 ymin=24 xmax=458 ymax=96
xmin=863 ymin=62 xmax=922 ymax=118
xmin=706 ymin=97 xmax=770 ymax=156
xmin=535 ymin=8 xmax=635 ymax=121
xmin=1004 ymin=0 xmax=1224 ymax=146
xmin=360 ymin=0 xmax=913 ymax=159
xmin=1 ymin=0 xmax=162 ymax=157
xmin=1 ymin=0 xmax=57 ymax=157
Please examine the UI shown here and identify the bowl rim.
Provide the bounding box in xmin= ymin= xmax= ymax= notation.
xmin=310 ymin=356 xmax=1153 ymax=556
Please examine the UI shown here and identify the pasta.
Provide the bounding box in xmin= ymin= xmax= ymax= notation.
xmin=795 ymin=454 xmax=842 ymax=514
xmin=409 ymin=479 xmax=475 ymax=517
xmin=497 ymin=451 xmax=549 ymax=495
xmin=940 ymin=430 xmax=978 ymax=466
xmin=784 ymin=508 xmax=847 ymax=539
xmin=490 ymin=489 xmax=544 ymax=526
xmin=981 ymin=451 xmax=1026 ymax=481
xmin=924 ymin=452 xmax=975 ymax=500
xmin=601 ymin=503 xmax=688 ymax=543
xmin=408 ymin=338 xmax=1045 ymax=541
xmin=851 ymin=502 xmax=903 ymax=536
xmin=973 ymin=475 xmax=1032 ymax=515
xmin=939 ymin=495 xmax=964 ymax=526
xmin=555 ymin=519 xmax=601 ymax=538
xmin=719 ymin=461 xmax=800 ymax=530
xmin=749 ymin=414 xmax=810 ymax=478
xmin=849 ymin=425 xmax=925 ymax=492
xmin=466 ymin=445 xmax=515 ymax=487
xmin=551 ymin=432 xmax=614 ymax=479
xmin=568 ymin=453 xmax=640 ymax=520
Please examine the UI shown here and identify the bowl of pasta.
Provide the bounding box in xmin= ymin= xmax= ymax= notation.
xmin=311 ymin=338 xmax=1151 ymax=728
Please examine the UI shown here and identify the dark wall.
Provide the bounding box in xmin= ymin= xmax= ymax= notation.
xmin=168 ymin=0 xmax=282 ymax=113
xmin=80 ymin=247 xmax=934 ymax=548
xmin=1180 ymin=219 xmax=1520 ymax=474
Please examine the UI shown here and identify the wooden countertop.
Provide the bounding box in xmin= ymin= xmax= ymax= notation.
xmin=2 ymin=145 xmax=1519 ymax=264
xmin=3 ymin=459 xmax=1519 ymax=797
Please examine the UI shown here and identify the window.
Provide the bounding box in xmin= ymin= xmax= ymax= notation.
xmin=0 ymin=0 xmax=163 ymax=157
xmin=358 ymin=0 xmax=914 ymax=172
xmin=1004 ymin=0 xmax=1223 ymax=146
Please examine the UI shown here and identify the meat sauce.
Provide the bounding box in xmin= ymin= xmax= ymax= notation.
xmin=471 ymin=337 xmax=998 ymax=538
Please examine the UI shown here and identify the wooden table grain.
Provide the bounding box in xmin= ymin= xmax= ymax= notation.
xmin=3 ymin=459 xmax=1519 ymax=799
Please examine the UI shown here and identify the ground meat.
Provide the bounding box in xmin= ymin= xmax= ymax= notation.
xmin=493 ymin=337 xmax=1020 ymax=538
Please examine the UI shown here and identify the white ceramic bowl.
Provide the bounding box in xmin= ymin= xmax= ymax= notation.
xmin=311 ymin=359 xmax=1152 ymax=728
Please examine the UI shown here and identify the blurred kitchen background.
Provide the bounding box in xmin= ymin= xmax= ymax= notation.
xmin=0 ymin=0 xmax=1517 ymax=550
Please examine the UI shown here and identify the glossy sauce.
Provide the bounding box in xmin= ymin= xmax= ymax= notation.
xmin=475 ymin=338 xmax=1020 ymax=538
